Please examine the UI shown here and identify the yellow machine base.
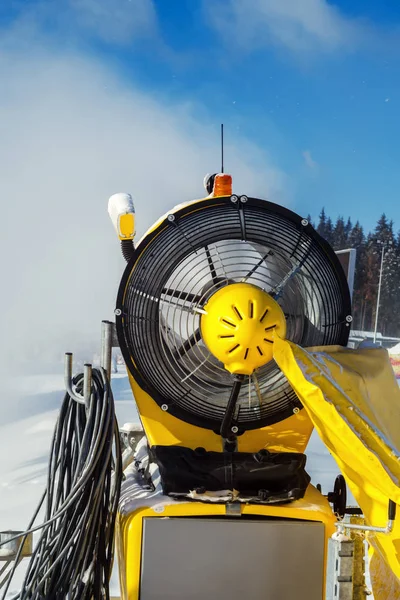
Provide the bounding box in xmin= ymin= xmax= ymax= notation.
xmin=116 ymin=484 xmax=336 ymax=600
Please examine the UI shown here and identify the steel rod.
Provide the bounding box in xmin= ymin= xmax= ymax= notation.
xmin=101 ymin=320 xmax=113 ymax=381
xmin=83 ymin=363 xmax=92 ymax=410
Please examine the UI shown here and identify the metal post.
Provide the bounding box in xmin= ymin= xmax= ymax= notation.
xmin=83 ymin=363 xmax=92 ymax=410
xmin=349 ymin=517 xmax=367 ymax=600
xmin=326 ymin=536 xmax=355 ymax=600
xmin=101 ymin=320 xmax=113 ymax=381
xmin=64 ymin=353 xmax=85 ymax=405
xmin=373 ymin=243 xmax=385 ymax=344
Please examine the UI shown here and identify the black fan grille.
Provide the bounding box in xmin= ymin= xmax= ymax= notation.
xmin=116 ymin=197 xmax=351 ymax=431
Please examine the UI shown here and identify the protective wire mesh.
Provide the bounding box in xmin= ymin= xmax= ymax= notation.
xmin=118 ymin=198 xmax=350 ymax=430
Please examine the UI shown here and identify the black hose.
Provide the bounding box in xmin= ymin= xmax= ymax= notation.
xmin=121 ymin=239 xmax=134 ymax=262
xmin=0 ymin=368 xmax=122 ymax=600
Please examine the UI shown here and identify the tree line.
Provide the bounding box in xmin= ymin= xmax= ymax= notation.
xmin=308 ymin=210 xmax=400 ymax=337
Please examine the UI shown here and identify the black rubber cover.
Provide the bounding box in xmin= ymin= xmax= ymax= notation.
xmin=150 ymin=446 xmax=311 ymax=504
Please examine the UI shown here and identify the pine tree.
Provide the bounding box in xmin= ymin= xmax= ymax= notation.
xmin=317 ymin=208 xmax=327 ymax=239
xmin=363 ymin=233 xmax=379 ymax=332
xmin=348 ymin=221 xmax=366 ymax=330
xmin=310 ymin=208 xmax=399 ymax=337
xmin=333 ymin=216 xmax=347 ymax=250
xmin=348 ymin=221 xmax=364 ymax=249
xmin=375 ymin=219 xmax=398 ymax=336
xmin=344 ymin=217 xmax=353 ymax=243
xmin=359 ymin=215 xmax=398 ymax=335
xmin=324 ymin=217 xmax=334 ymax=246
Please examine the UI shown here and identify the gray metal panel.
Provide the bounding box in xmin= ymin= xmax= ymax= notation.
xmin=139 ymin=518 xmax=325 ymax=600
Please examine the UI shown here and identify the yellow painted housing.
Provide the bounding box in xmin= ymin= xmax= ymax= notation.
xmin=128 ymin=372 xmax=313 ymax=453
xmin=116 ymin=485 xmax=336 ymax=600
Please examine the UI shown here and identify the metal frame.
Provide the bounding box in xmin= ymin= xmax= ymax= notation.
xmin=335 ymin=499 xmax=396 ymax=535
xmin=326 ymin=536 xmax=355 ymax=600
xmin=335 ymin=248 xmax=357 ymax=301
xmin=115 ymin=195 xmax=352 ymax=432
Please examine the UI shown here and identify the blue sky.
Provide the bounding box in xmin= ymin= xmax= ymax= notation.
xmin=1 ymin=0 xmax=400 ymax=236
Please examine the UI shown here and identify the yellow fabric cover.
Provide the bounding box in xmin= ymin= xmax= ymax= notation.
xmin=273 ymin=338 xmax=400 ymax=599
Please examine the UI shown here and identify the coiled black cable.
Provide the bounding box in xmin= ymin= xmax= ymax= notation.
xmin=0 ymin=367 xmax=122 ymax=600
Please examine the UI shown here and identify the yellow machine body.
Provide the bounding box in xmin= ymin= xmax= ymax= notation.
xmin=134 ymin=179 xmax=229 ymax=247
xmin=116 ymin=485 xmax=336 ymax=600
xmin=124 ymin=189 xmax=314 ymax=454
xmin=116 ymin=181 xmax=400 ymax=599
xmin=128 ymin=371 xmax=313 ymax=453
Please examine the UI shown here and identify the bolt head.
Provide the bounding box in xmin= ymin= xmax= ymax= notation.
xmin=161 ymin=404 xmax=168 ymax=411
xmin=346 ymin=315 xmax=353 ymax=323
xmin=240 ymin=195 xmax=248 ymax=203
xmin=230 ymin=195 xmax=239 ymax=204
xmin=301 ymin=219 xmax=309 ymax=227
xmin=293 ymin=407 xmax=300 ymax=414
xmin=231 ymin=425 xmax=239 ymax=434
xmin=114 ymin=308 xmax=122 ymax=316
xmin=167 ymin=214 xmax=175 ymax=222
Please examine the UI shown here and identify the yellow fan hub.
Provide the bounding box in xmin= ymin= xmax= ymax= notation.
xmin=200 ymin=282 xmax=286 ymax=375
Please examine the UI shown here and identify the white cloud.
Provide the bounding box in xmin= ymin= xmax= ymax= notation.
xmin=205 ymin=0 xmax=366 ymax=55
xmin=0 ymin=24 xmax=288 ymax=378
xmin=302 ymin=149 xmax=318 ymax=169
xmin=68 ymin=0 xmax=158 ymax=44
xmin=4 ymin=0 xmax=158 ymax=48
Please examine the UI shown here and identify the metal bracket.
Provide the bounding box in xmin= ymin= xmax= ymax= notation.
xmin=119 ymin=423 xmax=145 ymax=452
xmin=225 ymin=503 xmax=242 ymax=517
xmin=326 ymin=536 xmax=355 ymax=600
xmin=335 ymin=499 xmax=396 ymax=535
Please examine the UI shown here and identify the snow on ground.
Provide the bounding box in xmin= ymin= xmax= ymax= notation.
xmin=389 ymin=342 xmax=400 ymax=355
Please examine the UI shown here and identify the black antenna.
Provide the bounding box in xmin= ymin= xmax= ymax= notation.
xmin=221 ymin=123 xmax=224 ymax=173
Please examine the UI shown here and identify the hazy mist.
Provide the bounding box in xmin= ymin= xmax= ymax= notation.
xmin=0 ymin=21 xmax=288 ymax=386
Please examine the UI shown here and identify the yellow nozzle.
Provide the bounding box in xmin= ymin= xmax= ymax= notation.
xmin=200 ymin=283 xmax=286 ymax=375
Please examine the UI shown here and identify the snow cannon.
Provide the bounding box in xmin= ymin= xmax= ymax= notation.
xmin=3 ymin=164 xmax=400 ymax=600
xmin=111 ymin=173 xmax=351 ymax=455
xmin=108 ymin=172 xmax=355 ymax=600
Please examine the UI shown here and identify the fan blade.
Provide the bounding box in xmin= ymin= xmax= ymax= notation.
xmin=162 ymin=287 xmax=202 ymax=305
xmin=270 ymin=262 xmax=303 ymax=299
xmin=172 ymin=328 xmax=202 ymax=360
xmin=252 ymin=373 xmax=263 ymax=407
xmin=205 ymin=245 xmax=218 ymax=284
xmin=242 ymin=251 xmax=273 ymax=282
